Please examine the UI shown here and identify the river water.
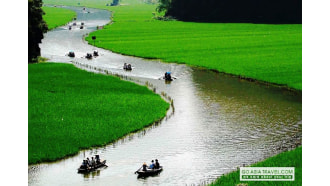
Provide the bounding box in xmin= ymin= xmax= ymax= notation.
xmin=29 ymin=6 xmax=302 ymax=186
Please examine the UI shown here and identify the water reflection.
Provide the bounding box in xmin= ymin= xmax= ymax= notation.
xmin=82 ymin=169 xmax=102 ymax=179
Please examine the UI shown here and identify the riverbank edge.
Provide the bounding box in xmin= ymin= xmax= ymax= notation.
xmin=209 ymin=146 xmax=302 ymax=186
xmin=42 ymin=6 xmax=77 ymax=31
xmin=83 ymin=44 xmax=302 ymax=95
xmin=85 ymin=16 xmax=301 ymax=93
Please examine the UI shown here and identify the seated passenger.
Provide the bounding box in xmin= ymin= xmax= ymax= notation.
xmin=155 ymin=159 xmax=160 ymax=169
xmin=91 ymin=157 xmax=96 ymax=168
xmin=81 ymin=160 xmax=87 ymax=168
xmin=149 ymin=160 xmax=155 ymax=169
xmin=95 ymin=155 xmax=100 ymax=164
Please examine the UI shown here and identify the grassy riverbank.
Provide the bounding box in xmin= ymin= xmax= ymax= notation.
xmin=74 ymin=0 xmax=301 ymax=90
xmin=28 ymin=63 xmax=169 ymax=164
xmin=210 ymin=147 xmax=302 ymax=186
xmin=42 ymin=6 xmax=76 ymax=30
xmin=42 ymin=1 xmax=302 ymax=90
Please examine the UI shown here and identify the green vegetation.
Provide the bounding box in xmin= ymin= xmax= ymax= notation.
xmin=29 ymin=63 xmax=169 ymax=164
xmin=87 ymin=1 xmax=302 ymax=90
xmin=42 ymin=6 xmax=76 ymax=30
xmin=44 ymin=0 xmax=302 ymax=90
xmin=210 ymin=147 xmax=302 ymax=186
xmin=43 ymin=2 xmax=302 ymax=90
xmin=29 ymin=0 xmax=48 ymax=63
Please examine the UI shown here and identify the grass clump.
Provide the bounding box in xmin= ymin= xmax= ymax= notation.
xmin=210 ymin=147 xmax=302 ymax=186
xmin=42 ymin=6 xmax=76 ymax=30
xmin=28 ymin=63 xmax=169 ymax=164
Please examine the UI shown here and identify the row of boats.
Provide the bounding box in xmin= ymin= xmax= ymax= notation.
xmin=67 ymin=50 xmax=98 ymax=59
xmin=77 ymin=156 xmax=163 ymax=178
xmin=67 ymin=50 xmax=174 ymax=81
xmin=69 ymin=22 xmax=84 ymax=30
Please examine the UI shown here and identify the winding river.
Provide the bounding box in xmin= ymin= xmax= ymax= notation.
xmin=29 ymin=6 xmax=302 ymax=186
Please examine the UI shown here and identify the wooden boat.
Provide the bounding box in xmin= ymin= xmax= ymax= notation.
xmin=68 ymin=51 xmax=75 ymax=57
xmin=77 ymin=160 xmax=107 ymax=173
xmin=93 ymin=50 xmax=99 ymax=56
xmin=164 ymin=72 xmax=173 ymax=81
xmin=135 ymin=166 xmax=163 ymax=177
xmin=123 ymin=63 xmax=132 ymax=71
xmin=86 ymin=53 xmax=93 ymax=59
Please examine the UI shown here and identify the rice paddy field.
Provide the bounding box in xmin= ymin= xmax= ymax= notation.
xmin=28 ymin=63 xmax=169 ymax=164
xmin=210 ymin=147 xmax=302 ymax=186
xmin=42 ymin=6 xmax=76 ymax=30
xmin=44 ymin=1 xmax=302 ymax=90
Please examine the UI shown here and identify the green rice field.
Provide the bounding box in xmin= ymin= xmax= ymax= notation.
xmin=28 ymin=63 xmax=169 ymax=164
xmin=42 ymin=6 xmax=76 ymax=30
xmin=210 ymin=147 xmax=302 ymax=186
xmin=43 ymin=0 xmax=302 ymax=91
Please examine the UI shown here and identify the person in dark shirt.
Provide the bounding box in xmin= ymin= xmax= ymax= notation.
xmin=142 ymin=162 xmax=147 ymax=171
xmin=155 ymin=159 xmax=160 ymax=169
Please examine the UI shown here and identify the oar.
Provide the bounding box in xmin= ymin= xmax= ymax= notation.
xmin=101 ymin=160 xmax=108 ymax=167
xmin=134 ymin=166 xmax=142 ymax=174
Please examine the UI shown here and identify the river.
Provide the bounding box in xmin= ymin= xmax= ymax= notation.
xmin=29 ymin=6 xmax=302 ymax=186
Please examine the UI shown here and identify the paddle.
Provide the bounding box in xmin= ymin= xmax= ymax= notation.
xmin=134 ymin=166 xmax=142 ymax=174
xmin=101 ymin=160 xmax=108 ymax=167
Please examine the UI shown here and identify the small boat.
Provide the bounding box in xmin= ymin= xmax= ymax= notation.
xmin=77 ymin=160 xmax=107 ymax=173
xmin=68 ymin=25 xmax=72 ymax=30
xmin=73 ymin=22 xmax=77 ymax=26
xmin=80 ymin=25 xmax=84 ymax=29
xmin=86 ymin=53 xmax=93 ymax=59
xmin=123 ymin=63 xmax=132 ymax=71
xmin=93 ymin=50 xmax=99 ymax=56
xmin=68 ymin=51 xmax=75 ymax=57
xmin=81 ymin=22 xmax=84 ymax=26
xmin=135 ymin=166 xmax=163 ymax=177
xmin=164 ymin=72 xmax=173 ymax=81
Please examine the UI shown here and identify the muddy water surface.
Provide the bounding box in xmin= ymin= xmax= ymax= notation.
xmin=29 ymin=6 xmax=302 ymax=186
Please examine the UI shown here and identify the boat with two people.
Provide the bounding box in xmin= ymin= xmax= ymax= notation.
xmin=86 ymin=53 xmax=93 ymax=59
xmin=68 ymin=50 xmax=75 ymax=57
xmin=93 ymin=50 xmax=99 ymax=56
xmin=123 ymin=63 xmax=132 ymax=71
xmin=163 ymin=72 xmax=173 ymax=81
